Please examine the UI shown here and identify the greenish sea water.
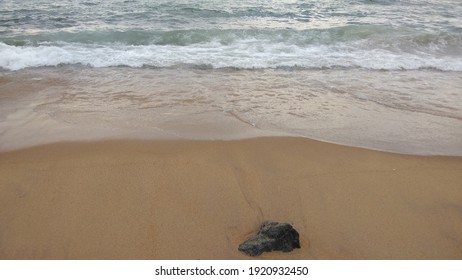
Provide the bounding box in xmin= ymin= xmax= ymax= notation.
xmin=1 ymin=0 xmax=461 ymax=70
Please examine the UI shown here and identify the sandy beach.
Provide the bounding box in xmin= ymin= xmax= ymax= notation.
xmin=1 ymin=137 xmax=461 ymax=259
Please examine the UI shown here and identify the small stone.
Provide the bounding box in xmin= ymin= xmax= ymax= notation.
xmin=238 ymin=221 xmax=301 ymax=256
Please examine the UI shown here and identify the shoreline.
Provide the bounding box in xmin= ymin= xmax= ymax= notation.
xmin=1 ymin=137 xmax=461 ymax=259
xmin=2 ymin=66 xmax=462 ymax=156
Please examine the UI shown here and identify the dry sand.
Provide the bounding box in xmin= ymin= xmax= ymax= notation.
xmin=0 ymin=137 xmax=461 ymax=259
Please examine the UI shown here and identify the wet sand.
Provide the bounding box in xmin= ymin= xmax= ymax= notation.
xmin=2 ymin=67 xmax=462 ymax=155
xmin=1 ymin=137 xmax=461 ymax=259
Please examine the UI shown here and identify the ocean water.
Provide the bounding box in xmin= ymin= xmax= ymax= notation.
xmin=0 ymin=0 xmax=461 ymax=154
xmin=1 ymin=0 xmax=462 ymax=70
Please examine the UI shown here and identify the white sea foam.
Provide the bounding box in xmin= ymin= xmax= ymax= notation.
xmin=1 ymin=0 xmax=461 ymax=71
xmin=1 ymin=41 xmax=461 ymax=71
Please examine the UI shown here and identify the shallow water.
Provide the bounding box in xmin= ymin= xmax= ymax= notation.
xmin=1 ymin=66 xmax=461 ymax=155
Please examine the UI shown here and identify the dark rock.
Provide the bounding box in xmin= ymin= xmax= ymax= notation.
xmin=238 ymin=221 xmax=300 ymax=256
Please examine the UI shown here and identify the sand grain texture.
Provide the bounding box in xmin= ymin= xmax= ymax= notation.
xmin=1 ymin=137 xmax=461 ymax=259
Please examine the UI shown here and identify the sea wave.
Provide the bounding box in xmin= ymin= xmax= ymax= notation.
xmin=3 ymin=26 xmax=462 ymax=48
xmin=1 ymin=27 xmax=461 ymax=71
